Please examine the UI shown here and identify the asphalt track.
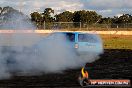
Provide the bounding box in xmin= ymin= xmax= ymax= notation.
xmin=0 ymin=49 xmax=131 ymax=88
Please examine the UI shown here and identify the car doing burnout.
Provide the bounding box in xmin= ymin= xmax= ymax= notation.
xmin=61 ymin=32 xmax=103 ymax=55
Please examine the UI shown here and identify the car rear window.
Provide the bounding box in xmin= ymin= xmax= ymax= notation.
xmin=65 ymin=33 xmax=75 ymax=42
xmin=78 ymin=34 xmax=98 ymax=43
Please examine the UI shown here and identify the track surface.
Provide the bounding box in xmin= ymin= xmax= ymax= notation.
xmin=0 ymin=49 xmax=131 ymax=88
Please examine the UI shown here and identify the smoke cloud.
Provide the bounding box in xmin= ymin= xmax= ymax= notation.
xmin=0 ymin=12 xmax=103 ymax=79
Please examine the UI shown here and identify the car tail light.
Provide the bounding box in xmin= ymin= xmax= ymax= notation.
xmin=75 ymin=43 xmax=79 ymax=48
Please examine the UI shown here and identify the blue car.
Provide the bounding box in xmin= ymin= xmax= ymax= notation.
xmin=62 ymin=32 xmax=103 ymax=55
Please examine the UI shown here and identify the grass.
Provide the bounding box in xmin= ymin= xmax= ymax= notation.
xmin=101 ymin=35 xmax=132 ymax=49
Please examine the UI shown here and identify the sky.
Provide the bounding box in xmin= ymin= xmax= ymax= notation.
xmin=0 ymin=0 xmax=132 ymax=17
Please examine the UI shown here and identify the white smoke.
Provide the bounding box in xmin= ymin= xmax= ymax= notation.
xmin=0 ymin=12 xmax=103 ymax=79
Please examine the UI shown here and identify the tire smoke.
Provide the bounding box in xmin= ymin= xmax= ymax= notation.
xmin=0 ymin=11 xmax=103 ymax=79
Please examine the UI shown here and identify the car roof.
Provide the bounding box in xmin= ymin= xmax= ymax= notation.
xmin=54 ymin=32 xmax=83 ymax=34
xmin=53 ymin=32 xmax=97 ymax=36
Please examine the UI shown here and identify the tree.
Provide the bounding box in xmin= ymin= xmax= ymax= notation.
xmin=42 ymin=8 xmax=54 ymax=22
xmin=30 ymin=12 xmax=43 ymax=28
xmin=30 ymin=12 xmax=42 ymax=22
xmin=118 ymin=14 xmax=131 ymax=23
xmin=99 ymin=17 xmax=112 ymax=24
xmin=0 ymin=6 xmax=20 ymax=22
xmin=55 ymin=11 xmax=73 ymax=22
xmin=73 ymin=10 xmax=101 ymax=26
xmin=43 ymin=8 xmax=54 ymax=15
xmin=0 ymin=6 xmax=34 ymax=29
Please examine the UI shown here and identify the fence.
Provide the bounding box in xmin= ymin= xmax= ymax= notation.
xmin=36 ymin=22 xmax=81 ymax=30
xmin=36 ymin=22 xmax=132 ymax=31
xmin=1 ymin=21 xmax=132 ymax=31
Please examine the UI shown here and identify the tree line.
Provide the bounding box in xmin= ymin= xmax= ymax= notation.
xmin=1 ymin=6 xmax=132 ymax=28
xmin=30 ymin=8 xmax=132 ymax=28
xmin=30 ymin=8 xmax=101 ymax=24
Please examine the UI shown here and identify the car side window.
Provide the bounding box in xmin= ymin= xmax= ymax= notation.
xmin=66 ymin=33 xmax=75 ymax=42
xmin=78 ymin=34 xmax=97 ymax=43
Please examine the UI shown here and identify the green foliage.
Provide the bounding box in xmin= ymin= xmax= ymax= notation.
xmin=1 ymin=6 xmax=132 ymax=29
xmin=73 ymin=10 xmax=101 ymax=24
xmin=31 ymin=12 xmax=42 ymax=22
xmin=55 ymin=11 xmax=73 ymax=22
xmin=31 ymin=8 xmax=55 ymax=23
xmin=111 ymin=14 xmax=132 ymax=24
xmin=99 ymin=17 xmax=112 ymax=24
xmin=42 ymin=8 xmax=55 ymax=22
xmin=30 ymin=9 xmax=103 ymax=28
xmin=118 ymin=14 xmax=132 ymax=23
xmin=29 ymin=8 xmax=132 ymax=29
